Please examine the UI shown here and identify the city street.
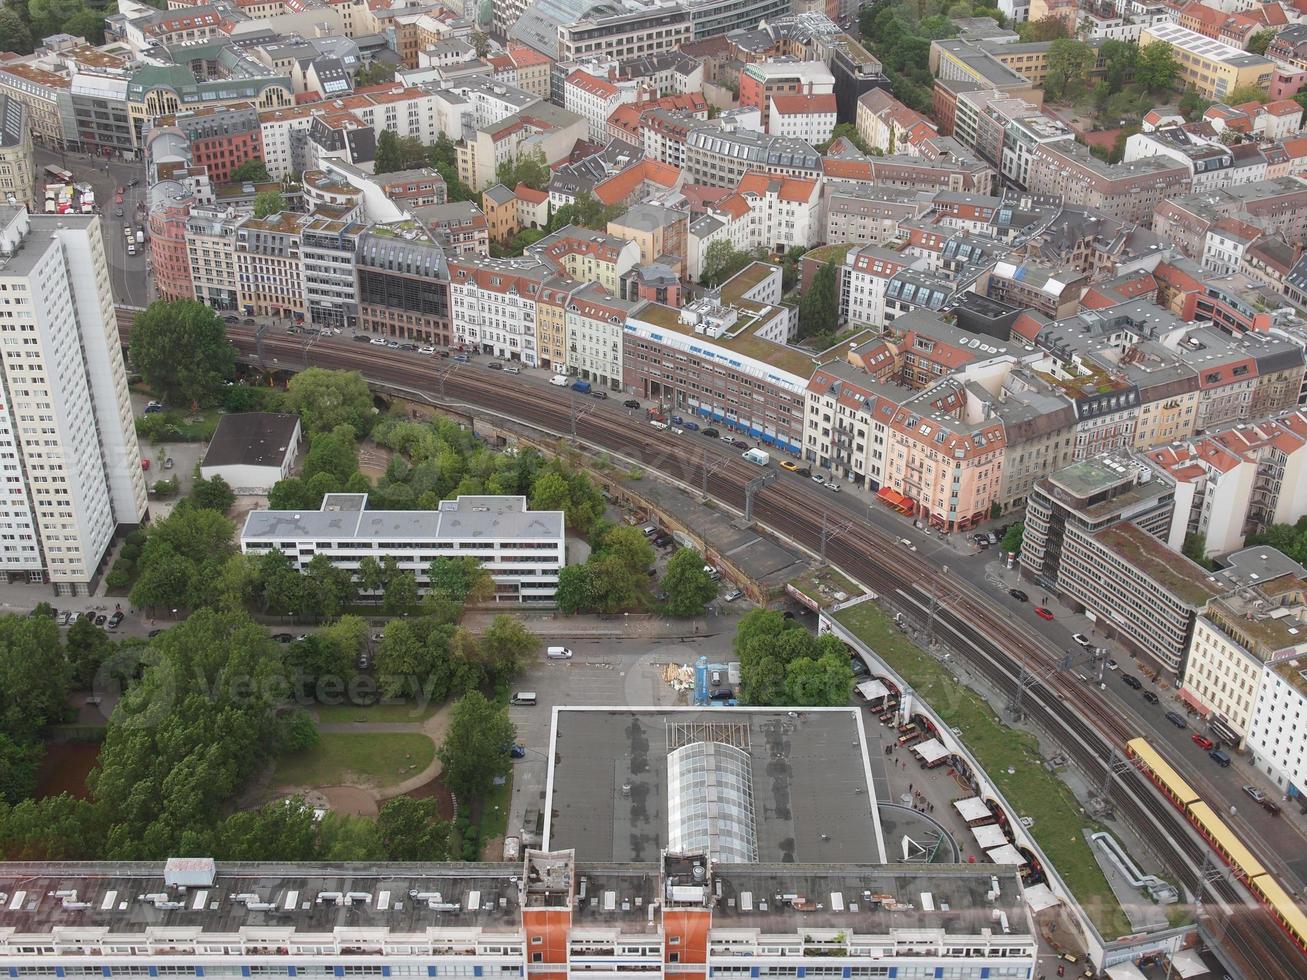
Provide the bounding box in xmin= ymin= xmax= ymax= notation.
xmin=33 ymin=145 xmax=152 ymax=309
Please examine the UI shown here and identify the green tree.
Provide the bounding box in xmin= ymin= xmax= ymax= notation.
xmin=318 ymin=811 xmax=385 ymax=860
xmin=798 ymin=259 xmax=839 ymax=340
xmin=382 ymin=571 xmax=419 ymax=617
xmin=734 ymin=609 xmax=850 ymax=706
xmin=1016 ymin=15 xmax=1067 ymax=42
xmin=61 ymin=6 xmax=104 ymax=43
xmin=1044 ymin=38 xmax=1095 ymax=101
xmin=1135 ymin=41 xmax=1179 ymax=92
xmin=357 ymin=555 xmax=387 ymax=594
xmin=191 ymin=475 xmax=235 ymax=513
xmin=377 ymin=796 xmax=450 ymax=860
xmin=1180 ymin=89 xmax=1213 ymax=120
xmin=496 ymin=148 xmax=550 ymax=191
xmin=784 ymin=649 xmax=854 ymax=706
xmin=26 ymin=0 xmax=80 ymax=37
xmin=210 ymin=798 xmax=319 ymax=861
xmin=1226 ymin=84 xmax=1269 ymax=105
xmin=999 ymin=521 xmax=1024 ymax=555
xmin=1099 ymin=39 xmax=1137 ymax=93
xmin=278 ymin=711 xmax=320 ymax=752
xmin=479 ymin=615 xmax=537 ymax=679
xmin=471 ymin=30 xmax=491 ymax=59
xmin=661 ymin=548 xmax=717 ymax=618
xmin=304 ymin=553 xmax=357 ymax=619
xmin=303 ymin=424 xmax=359 ymax=483
xmin=700 ymin=240 xmax=750 ymax=286
xmin=1248 ymin=28 xmax=1275 ymax=56
xmin=374 ymin=130 xmax=403 ymax=174
xmin=597 ymin=524 xmax=655 ymax=576
xmin=230 ymin=157 xmax=271 ymax=183
xmin=436 ymin=691 xmax=515 ymax=802
xmin=428 ymin=555 xmax=493 ymax=604
xmin=287 ymin=368 xmax=374 ymax=436
xmin=818 ymin=122 xmax=870 ymax=154
xmin=554 ymin=563 xmax=594 ymax=614
xmin=0 ymin=735 xmax=42 ymax=804
xmin=65 ymin=617 xmax=112 ymax=689
xmin=253 ymin=190 xmax=288 ymax=217
xmin=129 ymin=300 xmax=235 ymax=407
xmin=257 ymin=548 xmax=305 ymax=615
xmin=0 ymin=8 xmax=33 ymax=54
xmin=354 ymin=61 xmax=396 ymax=87
xmin=0 ymin=614 xmax=70 ymax=742
xmin=1182 ymin=532 xmax=1214 ymax=569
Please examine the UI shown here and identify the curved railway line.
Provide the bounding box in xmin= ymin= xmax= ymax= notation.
xmin=140 ymin=321 xmax=1305 ymax=978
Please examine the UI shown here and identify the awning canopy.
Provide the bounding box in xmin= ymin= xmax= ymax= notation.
xmin=877 ymin=487 xmax=906 ymax=506
xmin=954 ymin=797 xmax=991 ymax=822
xmin=913 ymin=737 xmax=949 ymax=765
xmin=986 ymin=844 xmax=1026 ymax=866
xmin=1168 ymin=949 xmax=1208 ymax=978
xmin=856 ymin=679 xmax=889 ymax=701
xmin=1022 ymin=882 xmax=1059 ymax=912
xmin=973 ymin=824 xmax=1008 ymax=850
xmin=1106 ymin=963 xmax=1148 ymax=980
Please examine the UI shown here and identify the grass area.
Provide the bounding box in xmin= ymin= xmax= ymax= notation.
xmin=274 ymin=732 xmax=434 ymax=789
xmin=788 ymin=566 xmax=863 ymax=608
xmin=479 ymin=770 xmax=513 ymax=846
xmin=835 ymin=600 xmax=1132 ymax=940
xmin=312 ymin=701 xmax=441 ymax=724
xmin=135 ymin=408 xmax=221 ymax=444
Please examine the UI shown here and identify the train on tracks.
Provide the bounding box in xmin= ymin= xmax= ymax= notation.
xmin=1126 ymin=737 xmax=1307 ymax=953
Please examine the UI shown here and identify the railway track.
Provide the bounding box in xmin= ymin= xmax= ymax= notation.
xmin=200 ymin=326 xmax=1304 ymax=977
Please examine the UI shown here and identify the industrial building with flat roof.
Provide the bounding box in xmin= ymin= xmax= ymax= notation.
xmin=543 ymin=707 xmax=887 ymax=865
xmin=240 ymin=493 xmax=565 ymax=602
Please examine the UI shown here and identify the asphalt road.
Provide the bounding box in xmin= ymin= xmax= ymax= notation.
xmin=34 ymin=145 xmax=152 ymax=308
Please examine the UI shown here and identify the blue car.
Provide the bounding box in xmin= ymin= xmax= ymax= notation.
xmin=682 ymin=420 xmax=700 ymax=431
xmin=670 ymin=415 xmax=684 ymax=425
xmin=509 ymin=743 xmax=526 ymax=759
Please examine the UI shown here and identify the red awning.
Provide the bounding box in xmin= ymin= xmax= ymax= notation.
xmin=878 ymin=487 xmax=906 ymax=506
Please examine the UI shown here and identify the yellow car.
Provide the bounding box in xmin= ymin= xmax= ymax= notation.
xmin=779 ymin=460 xmax=799 ymax=472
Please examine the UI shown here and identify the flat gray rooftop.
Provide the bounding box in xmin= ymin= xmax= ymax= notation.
xmin=545 ymin=708 xmax=885 ymax=866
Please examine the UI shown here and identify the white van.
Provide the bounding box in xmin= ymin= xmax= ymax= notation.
xmin=504 ymin=364 xmax=522 ymax=374
xmin=511 ymin=692 xmax=537 ymax=705
xmin=549 ymin=374 xmax=569 ymax=387
xmin=547 ymin=646 xmax=573 ymax=660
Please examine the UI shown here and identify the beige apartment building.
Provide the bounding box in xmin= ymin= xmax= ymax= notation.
xmin=186 ymin=207 xmax=239 ymax=312
xmin=0 ymin=96 xmax=35 ymax=211
xmin=235 ymin=211 xmax=309 ymax=318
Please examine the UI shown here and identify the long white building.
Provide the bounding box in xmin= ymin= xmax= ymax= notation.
xmin=240 ymin=493 xmax=565 ymax=602
xmin=0 ymin=207 xmax=148 ymax=594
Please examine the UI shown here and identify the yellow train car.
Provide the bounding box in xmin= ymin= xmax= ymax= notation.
xmin=1125 ymin=737 xmax=1200 ymax=807
xmin=1249 ymin=873 xmax=1307 ymax=954
xmin=1187 ymin=801 xmax=1266 ymax=880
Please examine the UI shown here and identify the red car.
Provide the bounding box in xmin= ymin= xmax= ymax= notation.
xmin=1192 ymin=734 xmax=1214 ymax=750
xmin=1034 ymin=606 xmax=1054 ymax=621
xmin=116 ymin=186 xmax=124 ymax=194
xmin=115 ymin=194 xmax=124 ymax=205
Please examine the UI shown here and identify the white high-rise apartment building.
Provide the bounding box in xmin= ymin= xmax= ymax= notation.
xmin=0 ymin=207 xmax=148 ymax=594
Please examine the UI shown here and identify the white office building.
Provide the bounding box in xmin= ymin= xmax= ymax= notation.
xmin=0 ymin=207 xmax=148 ymax=594
xmin=1246 ymin=651 xmax=1307 ymax=798
xmin=240 ymin=493 xmax=565 ymax=601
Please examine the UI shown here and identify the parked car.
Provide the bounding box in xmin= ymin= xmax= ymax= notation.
xmin=723 ymin=589 xmax=743 ymax=602
xmin=653 ymin=533 xmax=673 ymax=548
xmin=550 ymin=374 xmax=569 ymax=387
xmin=1104 ymin=658 xmax=1119 ymax=671
xmin=509 ymin=743 xmax=526 ymax=759
xmin=590 ymin=390 xmax=608 ymax=400
xmin=94 ymin=614 xmax=106 ymax=627
xmin=702 ymin=427 xmax=719 ymax=438
xmin=680 ymin=418 xmax=696 ymax=428
xmin=1034 ymin=606 xmax=1054 ymax=620
xmin=1008 ymin=589 xmax=1028 ymax=602
xmin=826 ymin=482 xmax=841 ymax=492
xmin=899 ymin=538 xmax=916 ymax=551
xmin=780 ymin=460 xmax=799 ymax=471
xmin=370 ymin=337 xmax=388 ymax=346
xmin=271 ymin=633 xmax=294 ymax=643
xmin=811 ymin=473 xmax=826 ymax=484
xmin=849 ymin=656 xmax=869 ymax=677
xmin=1142 ymin=690 xmax=1160 ymax=704
xmin=1165 ymin=710 xmax=1188 ymax=729
xmin=163 ymin=457 xmax=174 ymax=469
xmin=1243 ymin=784 xmax=1266 ymax=803
xmin=148 ymin=629 xmax=164 ymax=638
xmin=623 ymin=399 xmax=641 ymax=409
xmin=797 ymin=467 xmax=812 ymax=478
xmin=488 ymin=361 xmax=503 ymax=370
xmin=419 ymin=346 xmax=436 ymax=354
xmin=731 ymin=439 xmax=748 ymax=449
xmin=1120 ymin=673 xmax=1142 ymax=690
xmin=1192 ymin=734 xmax=1215 ymax=751
xmin=1072 ymin=633 xmax=1092 ymax=647
xmin=1261 ymin=798 xmax=1281 ymax=815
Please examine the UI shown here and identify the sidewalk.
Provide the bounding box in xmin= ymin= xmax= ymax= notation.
xmin=459 ymin=609 xmax=735 ymax=640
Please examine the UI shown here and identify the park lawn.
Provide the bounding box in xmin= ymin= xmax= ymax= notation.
xmin=274 ymin=732 xmax=434 ymax=789
xmin=836 ymin=600 xmax=1132 ymax=940
xmin=313 ymin=701 xmax=442 ymax=724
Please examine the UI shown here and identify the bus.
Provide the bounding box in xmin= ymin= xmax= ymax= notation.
xmin=43 ymin=164 xmax=73 ymax=185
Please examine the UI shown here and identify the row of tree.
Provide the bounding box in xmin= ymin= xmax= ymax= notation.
xmin=554 ymin=520 xmax=717 ymax=616
xmin=375 ymin=132 xmax=478 ymax=203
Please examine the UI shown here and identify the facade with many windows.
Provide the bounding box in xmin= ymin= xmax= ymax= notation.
xmin=0 ymin=208 xmax=147 ymax=594
xmin=241 ymin=493 xmax=565 ymax=602
xmin=354 ymin=223 xmax=452 ymax=346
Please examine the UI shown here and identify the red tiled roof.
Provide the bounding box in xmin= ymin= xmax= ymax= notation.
xmin=769 ymin=93 xmax=837 ymax=115
xmin=515 ymin=183 xmax=548 ymax=205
